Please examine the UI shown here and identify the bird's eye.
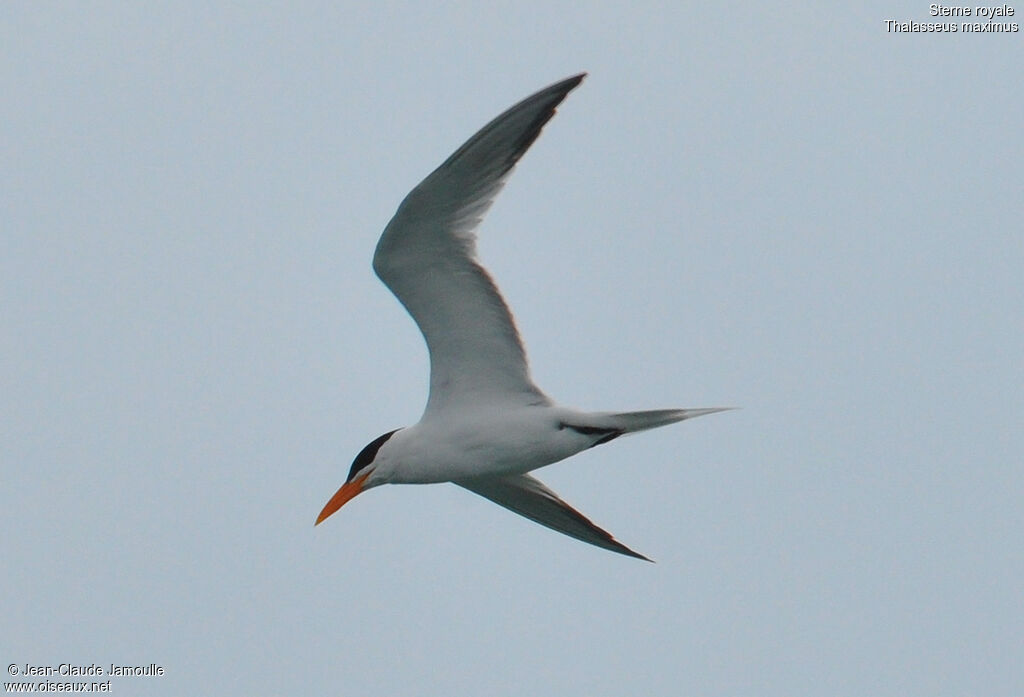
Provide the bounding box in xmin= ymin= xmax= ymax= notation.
xmin=346 ymin=429 xmax=399 ymax=481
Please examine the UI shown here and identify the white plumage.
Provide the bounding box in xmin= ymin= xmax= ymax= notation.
xmin=316 ymin=73 xmax=729 ymax=560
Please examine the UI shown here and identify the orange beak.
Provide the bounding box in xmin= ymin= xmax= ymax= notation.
xmin=315 ymin=472 xmax=371 ymax=525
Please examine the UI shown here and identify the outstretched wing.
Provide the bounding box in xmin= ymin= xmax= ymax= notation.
xmin=455 ymin=473 xmax=651 ymax=561
xmin=373 ymin=74 xmax=585 ymax=417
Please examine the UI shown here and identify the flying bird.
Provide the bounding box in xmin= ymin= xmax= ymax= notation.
xmin=316 ymin=73 xmax=729 ymax=560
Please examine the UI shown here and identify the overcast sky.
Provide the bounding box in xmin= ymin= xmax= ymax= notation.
xmin=3 ymin=3 xmax=1021 ymax=696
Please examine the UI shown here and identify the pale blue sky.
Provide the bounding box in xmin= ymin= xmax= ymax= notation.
xmin=3 ymin=3 xmax=1021 ymax=695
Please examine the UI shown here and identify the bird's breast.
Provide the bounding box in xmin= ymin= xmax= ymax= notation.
xmin=385 ymin=406 xmax=590 ymax=483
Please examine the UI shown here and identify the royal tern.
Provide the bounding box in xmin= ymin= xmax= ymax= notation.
xmin=316 ymin=73 xmax=729 ymax=560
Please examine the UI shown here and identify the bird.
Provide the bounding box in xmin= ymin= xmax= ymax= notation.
xmin=316 ymin=73 xmax=729 ymax=560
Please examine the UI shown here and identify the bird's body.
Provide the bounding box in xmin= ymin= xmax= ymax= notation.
xmin=384 ymin=405 xmax=582 ymax=484
xmin=316 ymin=73 xmax=729 ymax=560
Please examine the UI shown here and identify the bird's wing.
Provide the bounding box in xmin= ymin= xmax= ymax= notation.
xmin=455 ymin=472 xmax=651 ymax=561
xmin=373 ymin=74 xmax=585 ymax=417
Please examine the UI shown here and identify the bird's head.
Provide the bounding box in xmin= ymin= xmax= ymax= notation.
xmin=315 ymin=429 xmax=400 ymax=525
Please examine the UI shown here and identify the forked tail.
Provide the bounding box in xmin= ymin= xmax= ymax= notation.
xmin=606 ymin=407 xmax=733 ymax=434
xmin=559 ymin=407 xmax=733 ymax=447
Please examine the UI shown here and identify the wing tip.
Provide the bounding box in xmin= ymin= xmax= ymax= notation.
xmin=618 ymin=544 xmax=655 ymax=563
xmin=559 ymin=72 xmax=587 ymax=91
